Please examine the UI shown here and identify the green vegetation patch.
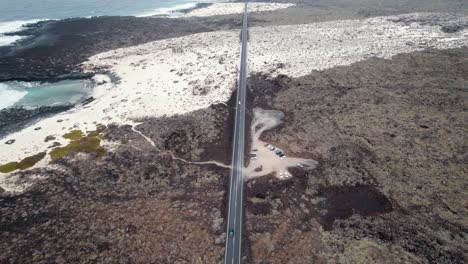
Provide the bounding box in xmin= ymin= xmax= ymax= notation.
xmin=0 ymin=162 xmax=18 ymax=173
xmin=50 ymin=124 xmax=107 ymax=163
xmin=0 ymin=152 xmax=47 ymax=173
xmin=63 ymin=130 xmax=84 ymax=140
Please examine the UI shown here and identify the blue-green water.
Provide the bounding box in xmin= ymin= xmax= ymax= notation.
xmin=0 ymin=80 xmax=93 ymax=110
xmin=0 ymin=0 xmax=217 ymax=22
xmin=0 ymin=0 xmax=222 ymax=107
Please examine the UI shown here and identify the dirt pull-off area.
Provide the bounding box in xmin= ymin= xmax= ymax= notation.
xmin=244 ymin=47 xmax=468 ymax=264
xmin=245 ymin=107 xmax=317 ymax=179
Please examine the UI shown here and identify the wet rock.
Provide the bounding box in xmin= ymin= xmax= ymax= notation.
xmin=81 ymin=97 xmax=95 ymax=106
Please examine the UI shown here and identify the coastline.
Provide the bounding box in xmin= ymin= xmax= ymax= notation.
xmin=0 ymin=2 xmax=296 ymax=171
xmin=0 ymin=1 xmax=467 ymax=263
xmin=1 ymin=10 xmax=467 ymax=176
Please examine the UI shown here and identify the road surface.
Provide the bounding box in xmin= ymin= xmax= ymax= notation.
xmin=224 ymin=2 xmax=248 ymax=264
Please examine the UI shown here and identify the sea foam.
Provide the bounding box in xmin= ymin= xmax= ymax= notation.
xmin=136 ymin=0 xmax=222 ymax=17
xmin=0 ymin=83 xmax=28 ymax=109
xmin=0 ymin=19 xmax=44 ymax=46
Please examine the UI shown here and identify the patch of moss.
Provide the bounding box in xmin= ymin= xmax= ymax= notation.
xmin=0 ymin=162 xmax=18 ymax=173
xmin=17 ymin=152 xmax=47 ymax=170
xmin=0 ymin=152 xmax=46 ymax=173
xmin=63 ymin=130 xmax=83 ymax=140
xmin=50 ymin=125 xmax=107 ymax=163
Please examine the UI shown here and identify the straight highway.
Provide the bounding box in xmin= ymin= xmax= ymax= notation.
xmin=224 ymin=2 xmax=248 ymax=264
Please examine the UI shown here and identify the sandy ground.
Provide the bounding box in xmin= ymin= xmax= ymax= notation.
xmin=248 ymin=13 xmax=468 ymax=77
xmin=181 ymin=2 xmax=295 ymax=18
xmin=1 ymin=12 xmax=467 ymax=191
xmin=0 ymin=29 xmax=240 ymax=168
xmin=245 ymin=108 xmax=317 ymax=179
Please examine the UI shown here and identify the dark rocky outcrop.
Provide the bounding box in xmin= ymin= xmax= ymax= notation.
xmin=0 ymin=105 xmax=73 ymax=139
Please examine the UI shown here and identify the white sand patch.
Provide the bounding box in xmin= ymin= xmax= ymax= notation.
xmin=1 ymin=12 xmax=467 ymax=189
xmin=245 ymin=108 xmax=317 ymax=179
xmin=249 ymin=13 xmax=468 ymax=77
xmin=181 ymin=2 xmax=295 ymax=17
xmin=83 ymin=30 xmax=241 ymax=119
xmin=0 ymin=29 xmax=241 ymax=180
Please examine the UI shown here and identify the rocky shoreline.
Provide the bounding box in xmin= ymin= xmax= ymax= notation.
xmin=0 ymin=105 xmax=73 ymax=139
xmin=0 ymin=13 xmax=239 ymax=142
xmin=0 ymin=15 xmax=238 ymax=82
xmin=0 ymin=1 xmax=467 ymax=263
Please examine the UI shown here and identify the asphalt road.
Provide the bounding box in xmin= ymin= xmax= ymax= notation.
xmin=224 ymin=2 xmax=248 ymax=264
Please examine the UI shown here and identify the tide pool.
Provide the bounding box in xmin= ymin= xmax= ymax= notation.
xmin=0 ymin=80 xmax=93 ymax=110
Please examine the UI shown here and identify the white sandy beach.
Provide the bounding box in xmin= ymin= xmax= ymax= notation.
xmin=1 ymin=11 xmax=467 ymax=191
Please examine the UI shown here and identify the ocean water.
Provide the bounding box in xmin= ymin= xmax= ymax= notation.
xmin=0 ymin=0 xmax=222 ymax=111
xmin=0 ymin=80 xmax=93 ymax=110
xmin=0 ymin=82 xmax=28 ymax=109
xmin=0 ymin=0 xmax=222 ymax=46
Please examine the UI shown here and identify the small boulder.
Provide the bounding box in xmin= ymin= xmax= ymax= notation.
xmin=45 ymin=136 xmax=56 ymax=142
xmin=48 ymin=142 xmax=61 ymax=148
xmin=97 ymin=79 xmax=107 ymax=85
